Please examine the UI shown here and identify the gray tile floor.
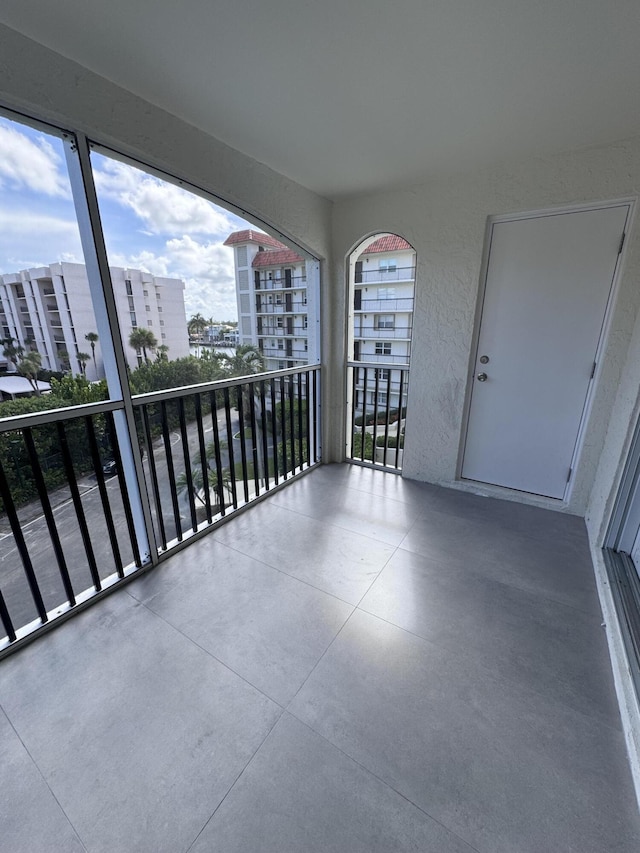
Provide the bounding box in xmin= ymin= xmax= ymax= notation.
xmin=1 ymin=463 xmax=639 ymax=852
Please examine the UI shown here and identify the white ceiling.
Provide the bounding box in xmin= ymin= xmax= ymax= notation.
xmin=2 ymin=0 xmax=640 ymax=200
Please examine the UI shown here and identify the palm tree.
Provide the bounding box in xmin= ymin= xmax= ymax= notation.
xmin=128 ymin=328 xmax=158 ymax=364
xmin=76 ymin=352 xmax=91 ymax=375
xmin=57 ymin=349 xmax=71 ymax=372
xmin=156 ymin=344 xmax=169 ymax=362
xmin=85 ymin=331 xmax=99 ymax=375
xmin=176 ymin=463 xmax=231 ymax=509
xmin=222 ymin=344 xmax=264 ymax=379
xmin=16 ymin=350 xmax=42 ymax=395
xmin=187 ymin=313 xmax=208 ymax=340
xmin=220 ymin=345 xmax=268 ymax=484
xmin=0 ymin=335 xmax=24 ymax=369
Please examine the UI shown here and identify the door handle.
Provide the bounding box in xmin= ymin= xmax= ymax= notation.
xmin=477 ymin=373 xmax=488 ymax=382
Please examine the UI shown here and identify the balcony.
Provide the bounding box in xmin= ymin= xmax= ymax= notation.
xmin=255 ymin=277 xmax=306 ymax=291
xmin=355 ymin=265 xmax=416 ymax=284
xmin=354 ymin=326 xmax=413 ymax=341
xmin=353 ymin=351 xmax=412 ymax=365
xmin=353 ymin=296 xmax=415 ymax=313
xmin=256 ymin=302 xmax=307 ymax=315
xmin=2 ymin=462 xmax=639 ymax=851
xmin=0 ymin=367 xmax=319 ymax=642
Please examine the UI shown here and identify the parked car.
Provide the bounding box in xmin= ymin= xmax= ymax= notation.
xmin=102 ymin=459 xmax=117 ymax=476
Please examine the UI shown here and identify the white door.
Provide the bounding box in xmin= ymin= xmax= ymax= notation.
xmin=462 ymin=205 xmax=628 ymax=498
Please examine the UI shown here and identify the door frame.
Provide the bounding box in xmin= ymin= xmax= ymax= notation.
xmin=457 ymin=198 xmax=635 ymax=503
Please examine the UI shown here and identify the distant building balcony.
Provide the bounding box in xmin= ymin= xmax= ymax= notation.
xmin=254 ymin=277 xmax=306 ymax=291
xmin=355 ymin=266 xmax=415 ymax=284
xmin=255 ymin=303 xmax=307 ymax=315
xmin=353 ymin=297 xmax=414 ymax=313
xmin=354 ymin=327 xmax=413 ymax=341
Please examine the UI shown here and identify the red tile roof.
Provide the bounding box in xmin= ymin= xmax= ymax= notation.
xmin=360 ymin=235 xmax=413 ymax=255
xmin=252 ymin=248 xmax=304 ymax=268
xmin=223 ymin=230 xmax=287 ymax=250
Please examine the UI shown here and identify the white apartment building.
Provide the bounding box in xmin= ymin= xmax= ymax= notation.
xmin=225 ymin=230 xmax=316 ymax=371
xmin=351 ymin=235 xmax=415 ymax=411
xmin=0 ymin=263 xmax=190 ymax=378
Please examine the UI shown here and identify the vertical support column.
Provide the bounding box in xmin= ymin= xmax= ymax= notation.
xmin=306 ymin=259 xmax=323 ymax=461
xmin=63 ymin=132 xmax=156 ymax=565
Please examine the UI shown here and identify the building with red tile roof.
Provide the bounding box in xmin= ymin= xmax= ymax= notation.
xmin=362 ymin=235 xmax=413 ymax=254
xmin=252 ymin=248 xmax=304 ymax=268
xmin=225 ymin=229 xmax=314 ymax=371
xmin=223 ymin=230 xmax=286 ymax=250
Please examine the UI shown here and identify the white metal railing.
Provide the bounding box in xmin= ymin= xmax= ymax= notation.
xmin=256 ymin=303 xmax=307 ymax=314
xmin=353 ymin=327 xmax=413 ymax=340
xmin=354 ymin=297 xmax=414 ymax=313
xmin=255 ymin=278 xmax=307 ymax=291
xmin=355 ymin=266 xmax=415 ymax=284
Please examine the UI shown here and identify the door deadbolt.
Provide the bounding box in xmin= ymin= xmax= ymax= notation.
xmin=477 ymin=373 xmax=488 ymax=382
xmin=479 ymin=355 xmax=489 ymax=364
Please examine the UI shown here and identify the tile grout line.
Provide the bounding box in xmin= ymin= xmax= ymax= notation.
xmin=204 ymin=533 xmax=386 ymax=607
xmin=391 ymin=539 xmax=605 ymax=619
xmin=283 ymin=606 xmax=361 ymax=714
xmin=276 ymin=545 xmax=403 ymax=715
xmin=284 ymin=711 xmax=484 ymax=853
xmin=0 ymin=703 xmax=90 ymax=852
xmin=218 ymin=495 xmax=412 ymax=549
xmin=130 ymin=539 xmax=359 ymax=610
xmin=181 ymin=706 xmax=287 ymax=853
xmin=270 ymin=479 xmax=422 ymax=524
xmin=349 ymin=606 xmax=627 ymax=737
xmin=134 ymin=596 xmax=289 ymax=709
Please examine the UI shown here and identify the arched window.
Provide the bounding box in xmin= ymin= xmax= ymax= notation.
xmin=346 ymin=234 xmax=415 ymax=470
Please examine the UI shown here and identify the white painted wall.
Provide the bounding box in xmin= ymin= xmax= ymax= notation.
xmin=332 ymin=138 xmax=640 ymax=530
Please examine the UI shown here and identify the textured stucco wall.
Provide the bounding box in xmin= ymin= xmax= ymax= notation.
xmin=332 ymin=138 xmax=640 ymax=523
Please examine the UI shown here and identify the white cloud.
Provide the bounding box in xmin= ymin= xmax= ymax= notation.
xmin=165 ymin=235 xmax=234 ymax=280
xmin=109 ymin=249 xmax=172 ymax=279
xmin=0 ymin=121 xmax=70 ymax=198
xmin=105 ymin=235 xmax=238 ymax=320
xmin=93 ymin=158 xmax=235 ymax=237
xmin=0 ymin=209 xmax=83 ymax=272
xmin=183 ymin=277 xmax=238 ymax=321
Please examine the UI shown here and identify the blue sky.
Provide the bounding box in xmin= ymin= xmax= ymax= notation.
xmin=0 ymin=114 xmax=251 ymax=320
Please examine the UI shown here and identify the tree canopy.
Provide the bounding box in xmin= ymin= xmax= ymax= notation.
xmin=129 ymin=328 xmax=158 ymax=363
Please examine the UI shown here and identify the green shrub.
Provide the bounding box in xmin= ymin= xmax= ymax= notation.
xmin=351 ymin=431 xmax=374 ymax=461
xmin=354 ymin=406 xmax=406 ymax=427
xmin=375 ymin=433 xmax=404 ymax=449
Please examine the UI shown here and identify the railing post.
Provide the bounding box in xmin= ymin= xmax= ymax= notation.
xmin=63 ymin=133 xmax=156 ymax=564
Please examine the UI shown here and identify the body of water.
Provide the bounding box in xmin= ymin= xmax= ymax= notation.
xmin=189 ymin=344 xmax=236 ymax=358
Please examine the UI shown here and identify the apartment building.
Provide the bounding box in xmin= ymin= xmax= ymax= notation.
xmin=352 ymin=235 xmax=415 ymax=411
xmin=225 ymin=230 xmax=315 ymax=370
xmin=0 ymin=262 xmax=190 ymax=378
